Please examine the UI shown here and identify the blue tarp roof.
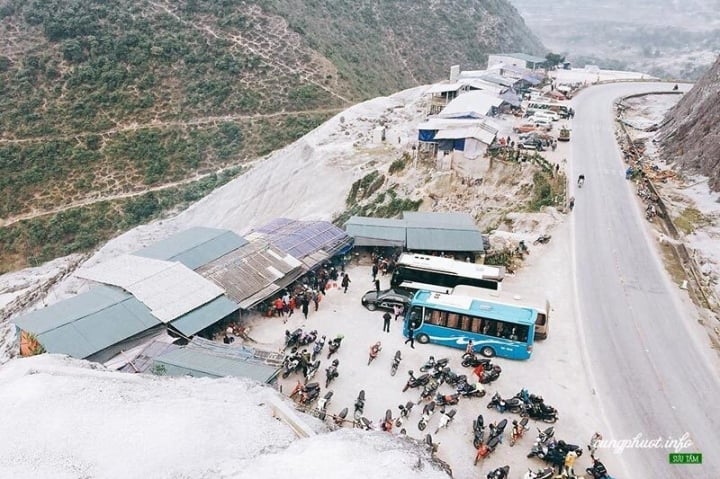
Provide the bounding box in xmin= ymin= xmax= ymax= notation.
xmin=153 ymin=347 xmax=279 ymax=382
xmin=134 ymin=227 xmax=247 ymax=270
xmin=14 ymin=285 xmax=161 ymax=359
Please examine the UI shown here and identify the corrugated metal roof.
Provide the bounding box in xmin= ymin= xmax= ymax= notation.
xmin=134 ymin=227 xmax=247 ymax=270
xmin=426 ymin=82 xmax=465 ymax=94
xmin=402 ymin=211 xmax=478 ymax=230
xmin=442 ymin=90 xmax=503 ymax=117
xmin=169 ymin=295 xmax=239 ymax=337
xmin=406 ymin=228 xmax=486 ymax=252
xmin=434 ymin=127 xmax=496 ymax=145
xmin=344 ymin=216 xmax=406 ymax=246
xmin=501 ymin=53 xmax=547 ymax=64
xmin=76 ymin=255 xmax=224 ymax=323
xmin=14 ymin=285 xmax=161 ymax=359
xmin=418 ymin=118 xmax=485 ymax=132
xmin=198 ymin=241 xmax=302 ymax=306
xmin=153 ymin=347 xmax=279 ymax=382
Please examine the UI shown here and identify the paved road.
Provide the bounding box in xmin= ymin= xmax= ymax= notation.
xmin=571 ymin=82 xmax=720 ymax=478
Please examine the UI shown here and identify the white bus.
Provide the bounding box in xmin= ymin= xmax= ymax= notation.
xmin=452 ymin=285 xmax=550 ymax=339
xmin=390 ymin=254 xmax=504 ymax=294
xmin=526 ymin=101 xmax=570 ymax=119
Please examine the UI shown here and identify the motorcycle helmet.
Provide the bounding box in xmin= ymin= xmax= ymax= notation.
xmin=332 ymin=359 xmax=339 ymax=366
xmin=408 ymin=370 xmax=414 ymax=375
xmin=492 ymin=365 xmax=502 ymax=373
xmin=375 ymin=341 xmax=381 ymax=347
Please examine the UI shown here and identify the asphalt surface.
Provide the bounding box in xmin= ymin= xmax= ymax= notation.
xmin=571 ymin=82 xmax=720 ymax=477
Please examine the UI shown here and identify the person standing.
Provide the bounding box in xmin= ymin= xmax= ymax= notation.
xmin=313 ymin=290 xmax=320 ymax=312
xmin=372 ymin=263 xmax=379 ymax=281
xmin=393 ymin=303 xmax=404 ymax=321
xmin=341 ymin=273 xmax=351 ymax=293
xmin=382 ymin=312 xmax=391 ymax=333
xmin=301 ymin=298 xmax=309 ymax=319
xmin=404 ymin=325 xmax=415 ymax=348
xmin=374 ymin=279 xmax=381 ymax=295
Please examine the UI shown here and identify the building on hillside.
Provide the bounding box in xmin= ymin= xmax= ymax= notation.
xmin=425 ymin=82 xmax=469 ymax=114
xmin=344 ymin=211 xmax=487 ymax=260
xmin=14 ymin=285 xmax=164 ymax=361
xmin=417 ymin=117 xmax=498 ymax=168
xmin=152 ymin=337 xmax=282 ymax=383
xmin=487 ymin=53 xmax=546 ymax=71
xmin=440 ymin=90 xmax=504 ymax=118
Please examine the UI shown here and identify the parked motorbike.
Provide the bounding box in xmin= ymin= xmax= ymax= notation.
xmin=298 ymin=382 xmax=321 ymax=405
xmin=417 ymin=400 xmax=437 ymax=431
xmin=390 ymin=350 xmax=402 ymax=376
xmin=325 ymin=359 xmax=339 ymax=388
xmin=523 ymin=467 xmax=554 ymax=479
xmin=420 ymin=356 xmax=449 ymax=372
xmin=395 ymin=401 xmax=414 ymax=427
xmin=380 ymin=409 xmax=394 ymax=432
xmin=281 ymin=352 xmax=303 ymax=379
xmin=438 ymin=367 xmax=463 ymax=386
xmin=457 ymin=379 xmax=486 ymax=398
xmin=353 ymin=390 xmax=366 ymax=421
xmin=435 ymin=392 xmax=460 ymax=407
xmin=486 ymin=465 xmax=510 ymax=479
xmin=461 ymin=352 xmax=493 ymax=369
xmin=327 ymin=335 xmax=344 ymax=359
xmin=478 ymin=365 xmax=502 ymax=384
xmin=474 ymin=435 xmax=501 ymax=465
xmin=303 ymin=359 xmax=320 ymax=383
xmin=284 ymin=328 xmax=303 ymax=349
xmin=472 ymin=414 xmax=486 ymax=448
xmin=509 ymin=417 xmax=530 ymax=446
xmin=521 ymin=402 xmax=559 ymax=423
xmin=358 ymin=416 xmax=374 ymax=430
xmin=488 ymin=418 xmax=508 ymax=443
xmin=317 ymin=391 xmax=333 ymax=420
xmin=420 ymin=377 xmax=440 ymax=401
xmin=311 ymin=335 xmax=326 ymax=361
xmin=402 ymin=370 xmax=430 ymax=392
xmin=533 ymin=234 xmax=551 ymax=245
xmin=424 ymin=434 xmax=439 ymax=455
xmin=586 ymin=457 xmax=615 ymax=479
xmin=333 ymin=407 xmax=348 ymax=427
xmin=534 ymin=439 xmax=583 ymax=468
xmin=298 ymin=329 xmax=318 ymax=346
xmin=487 ymin=391 xmax=524 ymax=414
xmin=434 ymin=407 xmax=457 ymax=434
xmin=527 ymin=427 xmax=555 ymax=458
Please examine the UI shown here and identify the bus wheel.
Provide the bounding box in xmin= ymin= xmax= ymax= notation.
xmin=480 ymin=346 xmax=495 ymax=358
xmin=416 ymin=334 xmax=430 ymax=344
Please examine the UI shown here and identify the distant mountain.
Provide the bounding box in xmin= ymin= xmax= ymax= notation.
xmin=0 ymin=0 xmax=543 ymax=271
xmin=658 ymin=56 xmax=720 ymax=191
xmin=509 ymin=0 xmax=720 ymax=79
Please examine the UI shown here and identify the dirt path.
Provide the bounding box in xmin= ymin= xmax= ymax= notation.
xmin=0 ymin=108 xmax=345 ymax=144
xmin=0 ymin=159 xmax=261 ymax=227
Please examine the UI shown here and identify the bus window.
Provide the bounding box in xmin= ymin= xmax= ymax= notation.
xmin=446 ymin=312 xmax=460 ymax=329
xmin=428 ymin=308 xmax=447 ymax=326
xmin=409 ymin=306 xmax=423 ymax=328
xmin=470 ymin=316 xmax=482 ymax=333
xmin=460 ymin=315 xmax=472 ymax=332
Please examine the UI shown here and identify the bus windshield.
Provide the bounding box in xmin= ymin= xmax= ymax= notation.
xmin=391 ymin=254 xmax=504 ymax=294
xmin=452 ymin=285 xmax=550 ymax=340
xmin=404 ymin=290 xmax=536 ymax=360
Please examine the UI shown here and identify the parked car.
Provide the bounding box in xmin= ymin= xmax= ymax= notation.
xmin=529 ymin=117 xmax=553 ymax=131
xmin=534 ymin=110 xmax=560 ymax=121
xmin=512 ymin=124 xmax=537 ymax=134
xmin=518 ymin=139 xmax=545 ymax=151
xmin=361 ymin=289 xmax=412 ymax=311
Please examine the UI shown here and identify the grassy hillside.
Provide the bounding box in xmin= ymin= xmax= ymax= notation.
xmin=0 ymin=0 xmax=543 ymax=271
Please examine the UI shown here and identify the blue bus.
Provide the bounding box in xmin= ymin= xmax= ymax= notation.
xmin=403 ymin=290 xmax=537 ymax=360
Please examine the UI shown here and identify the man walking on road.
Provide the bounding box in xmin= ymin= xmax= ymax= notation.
xmin=404 ymin=326 xmax=415 ymax=348
xmin=341 ymin=273 xmax=351 ymax=293
xmin=382 ymin=312 xmax=391 ymax=333
xmin=374 ymin=279 xmax=380 ymax=295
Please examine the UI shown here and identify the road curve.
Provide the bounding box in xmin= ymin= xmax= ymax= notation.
xmin=571 ymin=82 xmax=720 ymax=478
